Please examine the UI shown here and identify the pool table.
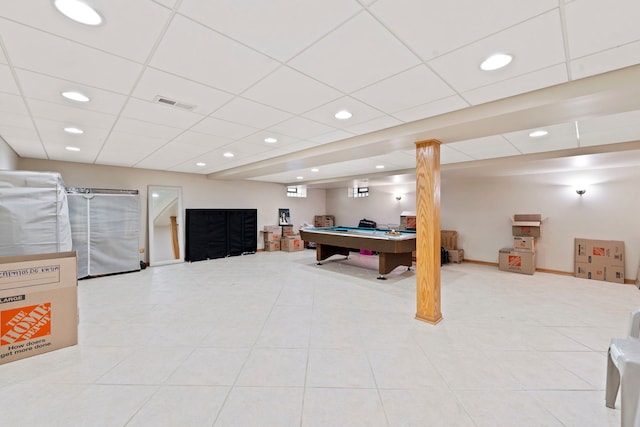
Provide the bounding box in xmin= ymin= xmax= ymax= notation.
xmin=299 ymin=226 xmax=416 ymax=279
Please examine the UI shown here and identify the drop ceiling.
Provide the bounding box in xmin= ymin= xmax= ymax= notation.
xmin=1 ymin=0 xmax=640 ymax=187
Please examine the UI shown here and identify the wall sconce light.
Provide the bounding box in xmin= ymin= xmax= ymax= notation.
xmin=576 ymin=189 xmax=586 ymax=196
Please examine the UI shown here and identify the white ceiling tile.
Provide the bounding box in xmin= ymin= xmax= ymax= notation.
xmin=570 ymin=40 xmax=640 ymax=80
xmin=0 ymin=47 xmax=6 ymax=64
xmin=428 ymin=10 xmax=566 ymax=93
xmin=352 ymin=65 xmax=455 ymax=113
xmin=371 ymin=0 xmax=558 ymax=60
xmin=503 ymin=122 xmax=578 ymax=154
xmin=392 ymin=96 xmax=469 ymax=123
xmin=289 ymin=12 xmax=420 ymax=93
xmin=440 ymin=145 xmax=475 ymax=164
xmin=132 ymin=68 xmax=234 ymax=116
xmin=150 ymin=15 xmax=279 ymax=94
xmin=564 ymin=0 xmax=640 ymax=59
xmin=237 ymin=131 xmax=300 ymax=148
xmin=97 ymin=133 xmax=169 ymax=166
xmin=212 ymin=98 xmax=293 ymax=129
xmin=242 ymin=66 xmax=342 ymax=114
xmin=121 ymin=98 xmax=204 ymax=129
xmin=0 ymin=64 xmax=19 ymax=94
xmin=446 ymin=135 xmax=521 ymax=160
xmin=1 ymin=20 xmax=142 ymax=94
xmin=303 ymin=96 xmax=386 ymax=128
xmin=190 ymin=116 xmax=258 ymax=140
xmin=16 ymin=70 xmax=128 ymax=115
xmin=134 ymin=140 xmax=214 ymax=170
xmin=170 ymin=131 xmax=231 ymax=149
xmin=309 ymin=129 xmax=356 ymax=144
xmin=178 ymin=0 xmax=362 ymax=62
xmin=153 ymin=0 xmax=179 ymax=8
xmin=0 ymin=1 xmax=171 ymax=62
xmin=33 ymin=117 xmax=111 ymax=149
xmin=111 ymin=118 xmax=183 ymax=141
xmin=28 ymin=99 xmax=117 ymax=130
xmin=0 ymin=126 xmax=45 ymax=158
xmin=268 ymin=117 xmax=335 ymax=140
xmin=578 ymin=110 xmax=640 ymax=147
xmin=0 ymin=93 xmax=29 ymax=118
xmin=345 ymin=115 xmax=403 ymax=135
xmin=45 ymin=145 xmax=103 ymax=164
xmin=462 ymin=64 xmax=568 ymax=105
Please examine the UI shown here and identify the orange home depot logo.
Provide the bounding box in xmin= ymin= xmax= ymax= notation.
xmin=508 ymin=255 xmax=522 ymax=267
xmin=1 ymin=303 xmax=51 ymax=345
xmin=592 ymin=247 xmax=606 ymax=256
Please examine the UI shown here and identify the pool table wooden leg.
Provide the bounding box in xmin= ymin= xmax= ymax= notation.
xmin=316 ymin=243 xmax=350 ymax=262
xmin=379 ymin=252 xmax=413 ymax=276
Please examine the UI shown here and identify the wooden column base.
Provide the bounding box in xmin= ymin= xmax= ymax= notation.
xmin=415 ymin=313 xmax=443 ymax=325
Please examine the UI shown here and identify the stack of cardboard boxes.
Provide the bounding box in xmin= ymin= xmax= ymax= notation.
xmin=262 ymin=225 xmax=304 ymax=253
xmin=499 ymin=214 xmax=541 ymax=275
xmin=575 ymin=238 xmax=624 ymax=284
xmin=442 ymin=230 xmax=463 ymax=263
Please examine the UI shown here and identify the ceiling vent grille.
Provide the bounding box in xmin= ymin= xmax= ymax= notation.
xmin=153 ymin=95 xmax=196 ymax=111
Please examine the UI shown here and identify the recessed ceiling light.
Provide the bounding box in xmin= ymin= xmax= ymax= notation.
xmin=65 ymin=146 xmax=80 ymax=151
xmin=480 ymin=53 xmax=513 ymax=71
xmin=152 ymin=193 xmax=159 ymax=198
xmin=296 ymin=176 xmax=304 ymax=180
xmin=54 ymin=0 xmax=103 ymax=26
xmin=529 ymin=130 xmax=548 ymax=138
xmin=64 ymin=127 xmax=83 ymax=134
xmin=61 ymin=91 xmax=90 ymax=103
xmin=311 ymin=168 xmax=319 ymax=172
xmin=264 ymin=137 xmax=278 ymax=143
xmin=334 ymin=110 xmax=352 ymax=120
xmin=375 ymin=165 xmax=385 ymax=169
xmin=196 ymin=162 xmax=206 ymax=167
xmin=223 ymin=152 xmax=234 ymax=158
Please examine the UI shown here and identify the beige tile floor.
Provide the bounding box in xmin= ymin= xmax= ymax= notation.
xmin=1 ymin=249 xmax=639 ymax=426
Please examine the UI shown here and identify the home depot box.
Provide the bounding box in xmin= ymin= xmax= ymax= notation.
xmin=575 ymin=261 xmax=624 ymax=284
xmin=281 ymin=236 xmax=304 ymax=252
xmin=0 ymin=252 xmax=78 ymax=365
xmin=512 ymin=214 xmax=542 ymax=237
xmin=264 ymin=240 xmax=280 ymax=252
xmin=513 ymin=236 xmax=536 ymax=253
xmin=499 ymin=248 xmax=535 ymax=275
xmin=282 ymin=225 xmax=295 ymax=237
xmin=574 ymin=238 xmax=624 ymax=265
xmin=400 ymin=211 xmax=416 ymax=230
xmin=448 ymin=249 xmax=464 ymax=263
xmin=313 ymin=215 xmax=335 ymax=227
xmin=263 ymin=225 xmax=280 ymax=232
xmin=263 ymin=231 xmax=281 ymax=242
xmin=441 ymin=230 xmax=458 ymax=250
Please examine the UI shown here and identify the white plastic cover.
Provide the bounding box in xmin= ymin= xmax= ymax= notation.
xmin=66 ymin=190 xmax=140 ymax=278
xmin=0 ymin=171 xmax=72 ymax=257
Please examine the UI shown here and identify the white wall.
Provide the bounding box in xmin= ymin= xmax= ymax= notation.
xmin=0 ymin=137 xmax=18 ymax=170
xmin=18 ymin=159 xmax=326 ymax=258
xmin=325 ymin=183 xmax=416 ymax=228
xmin=327 ymin=164 xmax=640 ymax=280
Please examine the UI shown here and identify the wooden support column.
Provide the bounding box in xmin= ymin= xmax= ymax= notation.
xmin=415 ymin=139 xmax=442 ymax=324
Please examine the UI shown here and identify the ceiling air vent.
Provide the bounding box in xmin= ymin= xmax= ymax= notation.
xmin=153 ymin=95 xmax=196 ymax=111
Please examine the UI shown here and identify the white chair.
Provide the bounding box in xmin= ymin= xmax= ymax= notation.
xmin=606 ymin=308 xmax=640 ymax=427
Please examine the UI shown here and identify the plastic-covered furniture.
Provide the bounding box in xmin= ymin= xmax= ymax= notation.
xmin=606 ymin=308 xmax=640 ymax=427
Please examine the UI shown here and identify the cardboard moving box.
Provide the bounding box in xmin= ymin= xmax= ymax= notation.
xmin=448 ymin=249 xmax=464 ymax=263
xmin=281 ymin=237 xmax=304 ymax=252
xmin=499 ymin=247 xmax=535 ymax=275
xmin=574 ymin=238 xmax=624 ymax=284
xmin=512 ymin=214 xmax=542 ymax=237
xmin=441 ymin=230 xmax=458 ymax=250
xmin=513 ymin=236 xmax=536 ymax=253
xmin=1 ymin=252 xmax=78 ymax=365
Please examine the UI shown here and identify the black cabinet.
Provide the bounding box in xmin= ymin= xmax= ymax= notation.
xmin=185 ymin=209 xmax=257 ymax=262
